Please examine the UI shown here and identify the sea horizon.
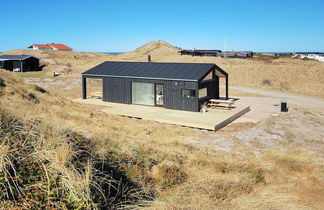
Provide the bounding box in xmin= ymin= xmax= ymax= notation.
xmin=100 ymin=52 xmax=124 ymax=55
xmin=1 ymin=51 xmax=323 ymax=55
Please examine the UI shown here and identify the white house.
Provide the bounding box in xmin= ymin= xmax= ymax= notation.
xmin=293 ymin=52 xmax=324 ymax=62
xmin=48 ymin=43 xmax=73 ymax=51
xmin=28 ymin=44 xmax=53 ymax=50
xmin=27 ymin=43 xmax=72 ymax=51
xmin=309 ymin=54 xmax=324 ymax=62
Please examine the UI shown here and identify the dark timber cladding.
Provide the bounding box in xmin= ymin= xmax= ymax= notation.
xmin=179 ymin=49 xmax=222 ymax=57
xmin=0 ymin=55 xmax=40 ymax=72
xmin=82 ymin=61 xmax=228 ymax=112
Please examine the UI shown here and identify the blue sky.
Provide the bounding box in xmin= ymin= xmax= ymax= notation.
xmin=0 ymin=0 xmax=323 ymax=52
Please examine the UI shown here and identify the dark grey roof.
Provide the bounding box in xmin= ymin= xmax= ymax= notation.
xmin=179 ymin=49 xmax=222 ymax=53
xmin=0 ymin=54 xmax=40 ymax=61
xmin=82 ymin=61 xmax=227 ymax=81
xmin=222 ymin=51 xmax=253 ymax=54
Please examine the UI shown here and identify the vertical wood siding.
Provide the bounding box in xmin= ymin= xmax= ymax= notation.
xmin=102 ymin=77 xmax=199 ymax=112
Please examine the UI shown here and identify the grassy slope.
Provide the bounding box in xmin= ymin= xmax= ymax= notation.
xmin=1 ymin=71 xmax=323 ymax=209
xmin=2 ymin=40 xmax=324 ymax=98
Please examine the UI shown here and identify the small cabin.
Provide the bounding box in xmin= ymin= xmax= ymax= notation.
xmin=221 ymin=51 xmax=254 ymax=58
xmin=179 ymin=49 xmax=222 ymax=57
xmin=0 ymin=55 xmax=40 ymax=72
xmin=82 ymin=61 xmax=229 ymax=112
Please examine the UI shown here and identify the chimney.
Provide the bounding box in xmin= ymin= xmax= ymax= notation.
xmin=148 ymin=55 xmax=151 ymax=62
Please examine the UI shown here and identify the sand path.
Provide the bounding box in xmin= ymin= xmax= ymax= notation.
xmin=231 ymin=86 xmax=324 ymax=107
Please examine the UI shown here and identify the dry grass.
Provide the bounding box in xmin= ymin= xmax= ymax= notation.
xmin=2 ymin=40 xmax=324 ymax=98
xmin=1 ymin=41 xmax=323 ymax=208
xmin=0 ymin=70 xmax=323 ymax=209
xmin=221 ymin=87 xmax=265 ymax=97
xmin=144 ymin=148 xmax=323 ymax=210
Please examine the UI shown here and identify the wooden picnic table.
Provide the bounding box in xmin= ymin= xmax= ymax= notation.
xmin=208 ymin=99 xmax=235 ymax=110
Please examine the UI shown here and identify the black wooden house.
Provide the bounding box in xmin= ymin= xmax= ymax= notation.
xmin=179 ymin=49 xmax=222 ymax=57
xmin=82 ymin=61 xmax=228 ymax=112
xmin=0 ymin=55 xmax=40 ymax=72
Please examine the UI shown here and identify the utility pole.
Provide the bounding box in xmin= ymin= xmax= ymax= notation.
xmin=224 ymin=38 xmax=227 ymax=59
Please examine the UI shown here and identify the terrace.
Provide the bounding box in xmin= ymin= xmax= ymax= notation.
xmin=73 ymin=98 xmax=250 ymax=131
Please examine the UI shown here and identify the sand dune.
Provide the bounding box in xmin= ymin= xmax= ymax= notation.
xmin=2 ymin=41 xmax=324 ymax=98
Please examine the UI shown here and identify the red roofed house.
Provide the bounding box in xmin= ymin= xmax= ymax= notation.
xmin=48 ymin=43 xmax=73 ymax=51
xmin=28 ymin=43 xmax=73 ymax=51
xmin=28 ymin=44 xmax=53 ymax=50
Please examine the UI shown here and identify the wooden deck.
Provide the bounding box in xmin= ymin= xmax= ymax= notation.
xmin=73 ymin=98 xmax=250 ymax=131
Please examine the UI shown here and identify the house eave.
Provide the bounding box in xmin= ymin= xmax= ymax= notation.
xmin=82 ymin=73 xmax=198 ymax=82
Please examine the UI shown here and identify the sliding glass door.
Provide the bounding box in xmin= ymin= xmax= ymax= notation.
xmin=132 ymin=82 xmax=154 ymax=106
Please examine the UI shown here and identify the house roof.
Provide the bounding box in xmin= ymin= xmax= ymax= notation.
xmin=179 ymin=49 xmax=222 ymax=53
xmin=82 ymin=61 xmax=227 ymax=81
xmin=28 ymin=44 xmax=52 ymax=48
xmin=0 ymin=54 xmax=40 ymax=61
xmin=48 ymin=44 xmax=72 ymax=50
xmin=221 ymin=51 xmax=253 ymax=57
xmin=27 ymin=43 xmax=72 ymax=50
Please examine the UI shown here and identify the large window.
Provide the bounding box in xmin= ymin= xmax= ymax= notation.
xmin=199 ymin=88 xmax=207 ymax=98
xmin=181 ymin=89 xmax=196 ymax=98
xmin=132 ymin=82 xmax=154 ymax=105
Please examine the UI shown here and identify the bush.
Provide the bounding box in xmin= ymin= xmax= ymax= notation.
xmin=262 ymin=79 xmax=272 ymax=86
xmin=280 ymin=82 xmax=289 ymax=91
xmin=150 ymin=161 xmax=188 ymax=189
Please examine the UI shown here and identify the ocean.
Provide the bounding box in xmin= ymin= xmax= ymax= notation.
xmin=100 ymin=52 xmax=124 ymax=55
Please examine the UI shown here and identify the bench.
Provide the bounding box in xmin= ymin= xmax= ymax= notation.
xmin=208 ymin=99 xmax=235 ymax=110
xmin=90 ymin=91 xmax=103 ymax=99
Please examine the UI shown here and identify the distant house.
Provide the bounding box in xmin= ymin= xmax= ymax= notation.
xmin=28 ymin=44 xmax=53 ymax=50
xmin=0 ymin=55 xmax=40 ymax=72
xmin=273 ymin=53 xmax=293 ymax=57
xmin=221 ymin=51 xmax=254 ymax=59
xmin=179 ymin=49 xmax=254 ymax=58
xmin=28 ymin=43 xmax=73 ymax=51
xmin=293 ymin=52 xmax=324 ymax=62
xmin=48 ymin=43 xmax=73 ymax=51
xmin=179 ymin=49 xmax=222 ymax=57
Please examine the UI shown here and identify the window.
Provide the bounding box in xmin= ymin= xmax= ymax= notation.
xmin=181 ymin=89 xmax=196 ymax=98
xmin=199 ymin=88 xmax=207 ymax=98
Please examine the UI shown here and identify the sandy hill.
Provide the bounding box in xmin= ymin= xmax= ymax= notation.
xmin=2 ymin=41 xmax=324 ymax=98
xmin=119 ymin=40 xmax=179 ymax=60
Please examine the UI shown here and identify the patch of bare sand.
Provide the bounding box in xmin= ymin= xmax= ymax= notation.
xmin=188 ymin=104 xmax=324 ymax=158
